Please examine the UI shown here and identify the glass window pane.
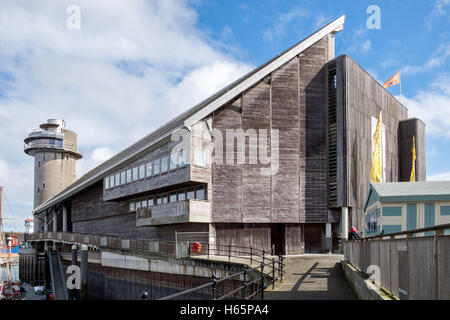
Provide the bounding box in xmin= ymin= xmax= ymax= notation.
xmin=109 ymin=175 xmax=115 ymax=188
xmin=179 ymin=149 xmax=185 ymax=167
xmin=146 ymin=162 xmax=152 ymax=177
xmin=148 ymin=197 xmax=154 ymax=206
xmin=162 ymin=194 xmax=168 ymax=204
xmin=157 ymin=196 xmax=162 ymax=205
xmin=196 ymin=187 xmax=205 ymax=200
xmin=187 ymin=188 xmax=195 ymax=200
xmin=115 ymin=173 xmax=120 ymax=186
xmin=129 ymin=202 xmax=135 ymax=212
xmin=139 ymin=165 xmax=145 ymax=179
xmin=132 ymin=167 xmax=138 ymax=181
xmin=121 ymin=172 xmax=126 ymax=185
xmin=104 ymin=177 xmax=109 ymax=190
xmin=135 ymin=201 xmax=141 ymax=209
xmin=161 ymin=156 xmax=169 ymax=173
xmin=170 ymin=151 xmax=178 ymax=170
xmin=127 ymin=169 xmax=132 ymax=183
xmin=170 ymin=192 xmax=177 ymax=202
xmin=153 ymin=159 xmax=160 ymax=175
xmin=178 ymin=191 xmax=186 ymax=201
xmin=141 ymin=199 xmax=148 ymax=207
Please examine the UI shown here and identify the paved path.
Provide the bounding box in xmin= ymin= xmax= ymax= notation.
xmin=264 ymin=254 xmax=357 ymax=300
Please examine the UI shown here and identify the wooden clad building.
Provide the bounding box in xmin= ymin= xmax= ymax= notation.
xmin=31 ymin=15 xmax=425 ymax=254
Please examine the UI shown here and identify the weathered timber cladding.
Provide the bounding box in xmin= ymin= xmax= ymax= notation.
xmin=72 ymin=182 xmax=207 ymax=240
xmin=337 ymin=55 xmax=409 ymax=230
xmin=214 ymin=223 xmax=271 ymax=251
xmin=211 ymin=37 xmax=330 ymax=224
xmin=398 ymin=119 xmax=426 ymax=182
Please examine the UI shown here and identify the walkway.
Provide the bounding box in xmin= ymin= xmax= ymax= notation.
xmin=264 ymin=254 xmax=357 ymax=300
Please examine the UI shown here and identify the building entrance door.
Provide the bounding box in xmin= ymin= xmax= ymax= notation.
xmin=305 ymin=224 xmax=324 ymax=253
xmin=271 ymin=224 xmax=285 ymax=255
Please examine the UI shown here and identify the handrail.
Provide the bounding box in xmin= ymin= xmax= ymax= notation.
xmin=355 ymin=223 xmax=450 ymax=241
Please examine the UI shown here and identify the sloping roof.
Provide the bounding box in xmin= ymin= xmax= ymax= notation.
xmin=33 ymin=15 xmax=346 ymax=214
xmin=364 ymin=181 xmax=450 ymax=210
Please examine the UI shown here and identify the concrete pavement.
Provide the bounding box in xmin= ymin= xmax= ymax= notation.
xmin=264 ymin=254 xmax=357 ymax=300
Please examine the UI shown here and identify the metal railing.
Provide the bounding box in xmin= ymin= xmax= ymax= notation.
xmin=158 ymin=243 xmax=284 ymax=300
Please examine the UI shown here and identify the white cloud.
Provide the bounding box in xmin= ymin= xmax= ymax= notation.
xmin=263 ymin=7 xmax=310 ymax=42
xmin=402 ymin=73 xmax=450 ymax=138
xmin=426 ymin=0 xmax=450 ymax=30
xmin=428 ymin=171 xmax=450 ymax=181
xmin=0 ymin=0 xmax=253 ymax=231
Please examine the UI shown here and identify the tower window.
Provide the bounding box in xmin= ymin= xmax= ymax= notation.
xmin=37 ymin=187 xmax=40 ymax=193
xmin=42 ymin=183 xmax=45 ymax=189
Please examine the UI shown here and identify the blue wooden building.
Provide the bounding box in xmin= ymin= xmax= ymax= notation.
xmin=363 ymin=182 xmax=450 ymax=236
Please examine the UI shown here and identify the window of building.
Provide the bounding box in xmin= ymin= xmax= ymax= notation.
xmin=115 ymin=173 xmax=120 ymax=186
xmin=42 ymin=183 xmax=45 ymax=189
xmin=153 ymin=159 xmax=160 ymax=175
xmin=37 ymin=187 xmax=40 ymax=193
xmin=179 ymin=149 xmax=185 ymax=167
xmin=170 ymin=192 xmax=177 ymax=203
xmin=127 ymin=169 xmax=132 ymax=183
xmin=141 ymin=199 xmax=148 ymax=207
xmin=161 ymin=156 xmax=169 ymax=173
xmin=104 ymin=177 xmax=110 ymax=189
xmin=146 ymin=162 xmax=153 ymax=177
xmin=196 ymin=186 xmax=205 ymax=200
xmin=121 ymin=171 xmax=126 ymax=185
xmin=148 ymin=196 xmax=154 ymax=206
xmin=170 ymin=151 xmax=178 ymax=170
xmin=132 ymin=167 xmax=138 ymax=181
xmin=178 ymin=190 xmax=186 ymax=201
xmin=129 ymin=202 xmax=135 ymax=212
xmin=187 ymin=188 xmax=195 ymax=200
xmin=139 ymin=165 xmax=145 ymax=179
xmin=157 ymin=196 xmax=162 ymax=205
xmin=109 ymin=175 xmax=115 ymax=188
xmin=162 ymin=194 xmax=168 ymax=204
xmin=194 ymin=149 xmax=208 ymax=167
xmin=38 ymin=161 xmax=40 ymax=168
xmin=135 ymin=201 xmax=141 ymax=210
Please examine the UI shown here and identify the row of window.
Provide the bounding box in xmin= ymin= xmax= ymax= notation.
xmin=129 ymin=185 xmax=206 ymax=212
xmin=105 ymin=150 xmax=186 ymax=190
xmin=104 ymin=149 xmax=209 ymax=190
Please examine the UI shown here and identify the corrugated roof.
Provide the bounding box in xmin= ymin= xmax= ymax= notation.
xmin=33 ymin=15 xmax=346 ymax=214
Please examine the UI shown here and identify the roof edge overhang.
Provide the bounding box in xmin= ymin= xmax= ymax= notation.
xmin=33 ymin=14 xmax=346 ymax=214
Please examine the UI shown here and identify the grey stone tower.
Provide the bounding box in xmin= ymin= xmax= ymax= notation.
xmin=24 ymin=119 xmax=82 ymax=231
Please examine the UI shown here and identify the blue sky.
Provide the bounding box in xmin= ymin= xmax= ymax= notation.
xmin=0 ymin=0 xmax=449 ymax=231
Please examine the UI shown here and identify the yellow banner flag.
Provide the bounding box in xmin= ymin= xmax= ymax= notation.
xmin=370 ymin=111 xmax=382 ymax=183
xmin=410 ymin=136 xmax=416 ymax=182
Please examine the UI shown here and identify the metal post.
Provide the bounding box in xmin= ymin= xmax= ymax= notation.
xmin=242 ymin=266 xmax=247 ymax=300
xmin=80 ymin=244 xmax=88 ymax=300
xmin=207 ymin=242 xmax=209 ymax=260
xmin=211 ymin=273 xmax=217 ymax=300
xmin=228 ymin=245 xmax=231 ymax=262
xmin=260 ymin=261 xmax=265 ymax=300
xmin=278 ymin=255 xmax=283 ymax=283
xmin=272 ymin=258 xmax=276 ymax=289
xmin=250 ymin=247 xmax=253 ymax=264
xmin=71 ymin=245 xmax=78 ymax=300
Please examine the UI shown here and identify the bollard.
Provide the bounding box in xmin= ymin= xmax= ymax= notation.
xmin=80 ymin=244 xmax=88 ymax=300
